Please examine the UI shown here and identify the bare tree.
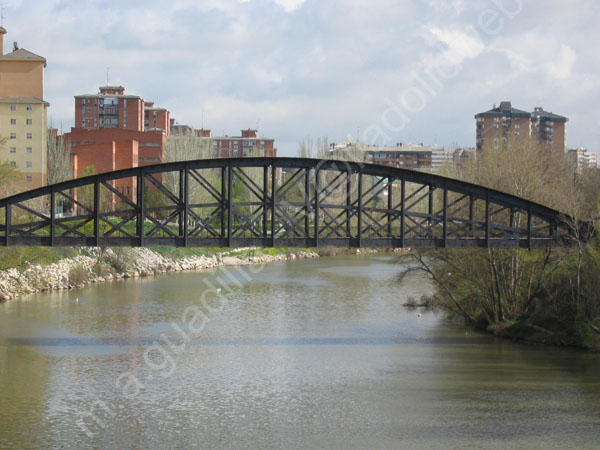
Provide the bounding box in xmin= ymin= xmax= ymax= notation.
xmin=399 ymin=135 xmax=598 ymax=332
xmin=163 ymin=134 xmax=216 ymax=203
xmin=47 ymin=126 xmax=72 ymax=185
xmin=0 ymin=136 xmax=22 ymax=197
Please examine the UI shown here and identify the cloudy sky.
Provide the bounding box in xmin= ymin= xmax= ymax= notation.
xmin=3 ymin=0 xmax=599 ymax=156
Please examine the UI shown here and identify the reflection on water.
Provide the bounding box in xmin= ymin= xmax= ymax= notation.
xmin=0 ymin=254 xmax=599 ymax=449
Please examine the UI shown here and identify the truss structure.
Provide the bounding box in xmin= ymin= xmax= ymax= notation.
xmin=0 ymin=158 xmax=586 ymax=248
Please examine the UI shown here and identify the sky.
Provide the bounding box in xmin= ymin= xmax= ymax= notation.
xmin=2 ymin=0 xmax=599 ymax=156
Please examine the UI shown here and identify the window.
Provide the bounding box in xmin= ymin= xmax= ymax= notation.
xmin=26 ymin=176 xmax=32 ymax=182
xmin=26 ymin=105 xmax=32 ymax=111
xmin=26 ymin=147 xmax=32 ymax=154
xmin=26 ymin=119 xmax=32 ymax=125
xmin=10 ymin=104 xmax=16 ymax=111
xmin=10 ymin=119 xmax=16 ymax=125
xmin=26 ymin=133 xmax=32 ymax=139
xmin=10 ymin=161 xmax=16 ymax=167
xmin=26 ymin=161 xmax=32 ymax=168
xmin=10 ymin=133 xmax=16 ymax=139
xmin=10 ymin=147 xmax=16 ymax=153
xmin=127 ymin=187 xmax=131 ymax=196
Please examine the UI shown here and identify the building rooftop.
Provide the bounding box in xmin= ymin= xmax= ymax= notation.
xmin=0 ymin=97 xmax=49 ymax=105
xmin=475 ymin=101 xmax=531 ymax=119
xmin=75 ymin=93 xmax=142 ymax=99
xmin=0 ymin=48 xmax=47 ymax=66
xmin=531 ymin=106 xmax=568 ymax=122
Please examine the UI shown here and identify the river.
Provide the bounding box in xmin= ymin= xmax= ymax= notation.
xmin=0 ymin=254 xmax=599 ymax=449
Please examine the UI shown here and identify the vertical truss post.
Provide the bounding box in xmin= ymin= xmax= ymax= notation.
xmin=509 ymin=207 xmax=515 ymax=230
xmin=227 ymin=162 xmax=233 ymax=247
xmin=263 ymin=165 xmax=269 ymax=240
xmin=183 ymin=166 xmax=189 ymax=247
xmin=485 ymin=192 xmax=490 ymax=248
xmin=315 ymin=168 xmax=320 ymax=247
xmin=346 ymin=169 xmax=352 ymax=237
xmin=400 ymin=177 xmax=405 ymax=248
xmin=179 ymin=169 xmax=185 ymax=239
xmin=221 ymin=166 xmax=226 ymax=239
xmin=428 ymin=184 xmax=433 ymax=228
xmin=50 ymin=189 xmax=56 ymax=247
xmin=469 ymin=193 xmax=474 ymax=237
xmin=94 ymin=179 xmax=100 ymax=247
xmin=5 ymin=203 xmax=10 ymax=246
xmin=527 ymin=204 xmax=532 ymax=250
xmin=357 ymin=170 xmax=363 ymax=248
xmin=271 ymin=163 xmax=276 ymax=247
xmin=387 ymin=178 xmax=393 ymax=237
xmin=137 ymin=172 xmax=145 ymax=247
xmin=442 ymin=187 xmax=447 ymax=248
xmin=305 ymin=169 xmax=310 ymax=240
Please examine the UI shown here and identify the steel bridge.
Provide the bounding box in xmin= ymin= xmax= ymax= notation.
xmin=0 ymin=157 xmax=586 ymax=249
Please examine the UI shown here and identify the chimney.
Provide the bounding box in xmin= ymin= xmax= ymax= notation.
xmin=0 ymin=27 xmax=6 ymax=56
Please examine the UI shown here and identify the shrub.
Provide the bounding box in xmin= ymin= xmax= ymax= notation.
xmin=69 ymin=263 xmax=89 ymax=285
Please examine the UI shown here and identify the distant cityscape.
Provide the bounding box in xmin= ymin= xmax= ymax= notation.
xmin=0 ymin=26 xmax=596 ymax=196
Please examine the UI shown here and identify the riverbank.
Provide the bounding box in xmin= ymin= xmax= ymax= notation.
xmin=0 ymin=246 xmax=320 ymax=302
xmin=486 ymin=320 xmax=600 ymax=351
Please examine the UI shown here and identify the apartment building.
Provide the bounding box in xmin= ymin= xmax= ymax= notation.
xmin=531 ymin=107 xmax=568 ymax=155
xmin=331 ymin=142 xmax=443 ymax=171
xmin=0 ymin=27 xmax=49 ymax=190
xmin=475 ymin=101 xmax=531 ymax=152
xmin=66 ymin=85 xmax=171 ymax=201
xmin=170 ymin=126 xmax=277 ymax=158
xmin=567 ymin=147 xmax=597 ymax=173
xmin=475 ymin=101 xmax=568 ymax=154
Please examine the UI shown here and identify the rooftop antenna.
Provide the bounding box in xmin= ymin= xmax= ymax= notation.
xmin=201 ymin=109 xmax=204 ymax=129
xmin=106 ymin=67 xmax=110 ymax=86
xmin=1 ymin=4 xmax=5 ymax=27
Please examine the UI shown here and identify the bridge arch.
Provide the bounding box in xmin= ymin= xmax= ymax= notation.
xmin=0 ymin=157 xmax=586 ymax=248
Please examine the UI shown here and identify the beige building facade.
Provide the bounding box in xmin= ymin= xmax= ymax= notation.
xmin=0 ymin=26 xmax=49 ymax=191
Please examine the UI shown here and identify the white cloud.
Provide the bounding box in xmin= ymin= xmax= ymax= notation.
xmin=273 ymin=0 xmax=306 ymax=13
xmin=544 ymin=44 xmax=576 ymax=79
xmin=427 ymin=26 xmax=486 ymax=66
xmin=1 ymin=0 xmax=598 ymax=156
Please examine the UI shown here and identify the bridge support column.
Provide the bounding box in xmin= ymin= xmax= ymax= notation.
xmin=271 ymin=162 xmax=276 ymax=247
xmin=442 ymin=187 xmax=447 ymax=248
xmin=263 ymin=166 xmax=269 ymax=241
xmin=315 ymin=168 xmax=320 ymax=247
xmin=227 ymin=162 xmax=233 ymax=247
xmin=305 ymin=169 xmax=310 ymax=242
xmin=137 ymin=172 xmax=145 ymax=247
xmin=400 ymin=177 xmax=405 ymax=248
xmin=50 ymin=190 xmax=56 ymax=247
xmin=5 ymin=203 xmax=10 ymax=247
xmin=182 ymin=167 xmax=189 ymax=247
xmin=94 ymin=180 xmax=100 ymax=247
xmin=357 ymin=171 xmax=362 ymax=248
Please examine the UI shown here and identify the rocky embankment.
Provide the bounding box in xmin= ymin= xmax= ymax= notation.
xmin=0 ymin=247 xmax=318 ymax=302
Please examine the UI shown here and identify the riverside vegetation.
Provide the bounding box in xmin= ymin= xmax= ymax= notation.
xmin=398 ymin=137 xmax=600 ymax=350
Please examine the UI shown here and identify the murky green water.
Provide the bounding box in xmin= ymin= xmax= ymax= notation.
xmin=0 ymin=254 xmax=599 ymax=449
